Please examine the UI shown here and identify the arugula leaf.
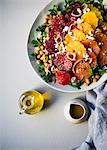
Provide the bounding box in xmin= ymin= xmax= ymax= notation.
xmin=99 ymin=69 xmax=107 ymax=75
xmin=69 ymin=81 xmax=82 ymax=89
xmin=98 ymin=0 xmax=103 ymax=4
xmin=79 ymin=0 xmax=90 ymax=3
xmin=31 ymin=53 xmax=36 ymax=57
xmin=92 ymin=65 xmax=100 ymax=75
xmin=31 ymin=39 xmax=42 ymax=47
xmin=65 ymin=0 xmax=74 ymax=5
xmin=29 ymin=53 xmax=36 ymax=59
xmin=104 ymin=13 xmax=107 ymax=22
xmin=92 ymin=65 xmax=107 ymax=75
xmin=38 ymin=61 xmax=54 ymax=83
xmin=36 ymin=24 xmax=46 ymax=33
xmin=90 ymin=68 xmax=94 ymax=76
xmin=65 ymin=0 xmax=75 ymax=8
xmin=49 ymin=5 xmax=61 ymax=15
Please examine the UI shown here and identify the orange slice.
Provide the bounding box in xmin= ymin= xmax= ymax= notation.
xmin=66 ymin=41 xmax=86 ymax=59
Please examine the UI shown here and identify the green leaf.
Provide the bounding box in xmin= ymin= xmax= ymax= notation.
xmin=90 ymin=68 xmax=94 ymax=76
xmin=31 ymin=39 xmax=42 ymax=47
xmin=98 ymin=0 xmax=103 ymax=4
xmin=49 ymin=5 xmax=61 ymax=15
xmin=104 ymin=14 xmax=107 ymax=22
xmin=36 ymin=24 xmax=46 ymax=33
xmin=69 ymin=80 xmax=82 ymax=89
xmin=29 ymin=53 xmax=36 ymax=59
xmin=79 ymin=0 xmax=90 ymax=3
xmin=99 ymin=69 xmax=107 ymax=75
xmin=65 ymin=0 xmax=74 ymax=5
xmin=38 ymin=61 xmax=54 ymax=83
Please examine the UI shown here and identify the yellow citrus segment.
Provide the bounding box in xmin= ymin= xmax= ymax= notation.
xmin=72 ymin=28 xmax=86 ymax=41
xmin=81 ymin=11 xmax=98 ymax=27
xmin=81 ymin=22 xmax=93 ymax=34
xmin=65 ymin=34 xmax=75 ymax=43
xmin=88 ymin=4 xmax=103 ymax=20
xmin=66 ymin=41 xmax=86 ymax=59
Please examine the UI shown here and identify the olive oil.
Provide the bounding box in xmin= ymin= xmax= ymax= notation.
xmin=19 ymin=90 xmax=48 ymax=115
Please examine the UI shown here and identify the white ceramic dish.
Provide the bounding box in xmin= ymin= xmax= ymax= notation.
xmin=64 ymin=99 xmax=89 ymax=123
xmin=27 ymin=0 xmax=107 ymax=93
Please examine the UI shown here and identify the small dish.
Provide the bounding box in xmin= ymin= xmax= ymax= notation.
xmin=64 ymin=99 xmax=89 ymax=123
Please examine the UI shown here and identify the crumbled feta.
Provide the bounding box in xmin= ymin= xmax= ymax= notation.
xmin=45 ymin=67 xmax=50 ymax=75
xmin=83 ymin=7 xmax=90 ymax=14
xmin=83 ymin=9 xmax=87 ymax=14
xmin=84 ymin=53 xmax=89 ymax=61
xmin=77 ymin=8 xmax=82 ymax=14
xmin=86 ymin=35 xmax=94 ymax=40
xmin=51 ymin=66 xmax=55 ymax=72
xmin=37 ymin=32 xmax=42 ymax=39
xmin=86 ymin=8 xmax=90 ymax=12
xmin=71 ymin=77 xmax=76 ymax=83
xmin=88 ymin=31 xmax=93 ymax=36
xmin=63 ymin=26 xmax=69 ymax=32
xmin=89 ymin=58 xmax=92 ymax=63
xmin=55 ymin=42 xmax=59 ymax=49
xmin=77 ymin=18 xmax=84 ymax=24
xmin=68 ymin=32 xmax=73 ymax=36
xmin=88 ymin=48 xmax=92 ymax=52
xmin=98 ymin=42 xmax=103 ymax=46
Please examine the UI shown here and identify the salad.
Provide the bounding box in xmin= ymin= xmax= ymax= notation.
xmin=31 ymin=0 xmax=107 ymax=89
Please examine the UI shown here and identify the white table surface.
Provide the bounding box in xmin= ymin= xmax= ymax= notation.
xmin=0 ymin=0 xmax=88 ymax=149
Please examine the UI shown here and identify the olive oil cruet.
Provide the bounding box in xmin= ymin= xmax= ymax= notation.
xmin=19 ymin=90 xmax=50 ymax=115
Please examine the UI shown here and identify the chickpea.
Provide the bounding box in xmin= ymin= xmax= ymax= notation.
xmin=34 ymin=47 xmax=40 ymax=54
xmin=48 ymin=20 xmax=52 ymax=24
xmin=48 ymin=60 xmax=52 ymax=64
xmin=83 ymin=82 xmax=88 ymax=86
xmin=37 ymin=54 xmax=40 ymax=59
xmin=45 ymin=27 xmax=49 ymax=33
xmin=43 ymin=57 xmax=47 ymax=62
xmin=44 ymin=63 xmax=48 ymax=67
xmin=39 ymin=51 xmax=43 ymax=55
xmin=46 ymin=36 xmax=49 ymax=41
xmin=93 ymin=78 xmax=97 ymax=83
xmin=40 ymin=45 xmax=44 ymax=50
xmin=36 ymin=60 xmax=40 ymax=64
xmin=35 ymin=47 xmax=40 ymax=51
xmin=57 ymin=11 xmax=61 ymax=15
xmin=85 ymin=78 xmax=90 ymax=84
xmin=52 ymin=15 xmax=56 ymax=19
xmin=49 ymin=14 xmax=52 ymax=19
xmin=95 ymin=75 xmax=100 ymax=80
xmin=44 ymin=15 xmax=49 ymax=20
xmin=44 ymin=15 xmax=49 ymax=23
xmin=40 ymin=55 xmax=45 ymax=60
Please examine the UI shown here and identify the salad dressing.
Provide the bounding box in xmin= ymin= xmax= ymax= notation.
xmin=70 ymin=104 xmax=84 ymax=119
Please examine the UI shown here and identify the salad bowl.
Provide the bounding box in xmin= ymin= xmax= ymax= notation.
xmin=27 ymin=0 xmax=107 ymax=93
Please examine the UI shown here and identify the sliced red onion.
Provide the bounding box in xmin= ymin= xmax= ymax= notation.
xmin=71 ymin=8 xmax=82 ymax=17
xmin=89 ymin=58 xmax=92 ymax=64
xmin=66 ymin=52 xmax=76 ymax=61
xmin=72 ymin=59 xmax=82 ymax=74
xmin=68 ymin=22 xmax=76 ymax=33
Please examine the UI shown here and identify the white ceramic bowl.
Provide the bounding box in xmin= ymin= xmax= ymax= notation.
xmin=27 ymin=0 xmax=107 ymax=93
